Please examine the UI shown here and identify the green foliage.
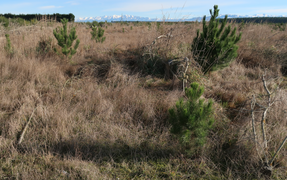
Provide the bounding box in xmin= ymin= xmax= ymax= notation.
xmin=192 ymin=5 xmax=242 ymax=73
xmin=53 ymin=18 xmax=80 ymax=59
xmin=134 ymin=21 xmax=143 ymax=26
xmin=169 ymin=82 xmax=214 ymax=146
xmin=273 ymin=23 xmax=286 ymax=31
xmin=0 ymin=15 xmax=38 ymax=27
xmin=85 ymin=21 xmax=92 ymax=28
xmin=156 ymin=22 xmax=160 ymax=30
xmin=15 ymin=18 xmax=25 ymax=26
xmin=0 ymin=13 xmax=74 ymax=23
xmin=30 ymin=19 xmax=37 ymax=25
xmin=4 ymin=34 xmax=14 ymax=58
xmin=91 ymin=26 xmax=106 ymax=43
xmin=122 ymin=28 xmax=125 ymax=33
xmin=146 ymin=22 xmax=152 ymax=30
xmin=99 ymin=22 xmax=105 ymax=27
xmin=141 ymin=56 xmax=166 ymax=77
xmin=226 ymin=17 xmax=287 ymax=24
xmin=238 ymin=20 xmax=245 ymax=31
xmin=130 ymin=26 xmax=133 ymax=30
xmin=92 ymin=21 xmax=99 ymax=27
xmin=86 ymin=21 xmax=105 ymax=28
xmin=0 ymin=16 xmax=9 ymax=27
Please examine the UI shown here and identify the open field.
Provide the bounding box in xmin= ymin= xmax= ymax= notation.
xmin=0 ymin=20 xmax=287 ymax=179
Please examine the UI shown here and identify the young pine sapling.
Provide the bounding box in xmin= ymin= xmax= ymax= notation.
xmin=53 ymin=18 xmax=80 ymax=59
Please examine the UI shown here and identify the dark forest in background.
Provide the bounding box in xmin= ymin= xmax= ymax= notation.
xmin=0 ymin=13 xmax=75 ymax=22
xmin=224 ymin=17 xmax=287 ymax=23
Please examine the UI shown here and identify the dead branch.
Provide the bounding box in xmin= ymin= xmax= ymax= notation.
xmin=250 ymin=71 xmax=287 ymax=171
xmin=18 ymin=108 xmax=36 ymax=145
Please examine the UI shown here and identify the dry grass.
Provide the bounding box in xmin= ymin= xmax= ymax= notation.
xmin=0 ymin=20 xmax=287 ymax=179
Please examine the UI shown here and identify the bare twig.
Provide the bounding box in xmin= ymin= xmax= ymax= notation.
xmin=182 ymin=57 xmax=190 ymax=91
xmin=18 ymin=108 xmax=37 ymax=145
xmin=261 ymin=107 xmax=268 ymax=151
xmin=261 ymin=71 xmax=278 ymax=151
xmin=61 ymin=78 xmax=73 ymax=101
xmin=168 ymin=57 xmax=191 ymax=91
xmin=269 ymin=136 xmax=287 ymax=166
xmin=148 ymin=32 xmax=173 ymax=46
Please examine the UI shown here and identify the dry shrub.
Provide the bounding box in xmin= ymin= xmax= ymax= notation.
xmin=35 ymin=36 xmax=54 ymax=58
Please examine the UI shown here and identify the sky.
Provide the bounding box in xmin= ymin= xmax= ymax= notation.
xmin=0 ymin=0 xmax=286 ymax=19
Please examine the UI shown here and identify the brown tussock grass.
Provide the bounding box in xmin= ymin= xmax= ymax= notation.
xmin=0 ymin=20 xmax=287 ymax=179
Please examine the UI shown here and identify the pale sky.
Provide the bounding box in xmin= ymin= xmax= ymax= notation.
xmin=0 ymin=0 xmax=286 ymax=19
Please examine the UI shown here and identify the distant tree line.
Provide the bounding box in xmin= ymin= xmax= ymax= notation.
xmin=223 ymin=17 xmax=287 ymax=24
xmin=0 ymin=13 xmax=75 ymax=22
xmin=111 ymin=17 xmax=287 ymax=25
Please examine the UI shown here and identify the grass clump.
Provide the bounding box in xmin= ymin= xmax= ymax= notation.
xmin=36 ymin=37 xmax=54 ymax=58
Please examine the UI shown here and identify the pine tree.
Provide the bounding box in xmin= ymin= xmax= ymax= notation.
xmin=192 ymin=5 xmax=242 ymax=73
xmin=4 ymin=34 xmax=14 ymax=58
xmin=169 ymin=82 xmax=214 ymax=146
xmin=91 ymin=26 xmax=106 ymax=43
xmin=53 ymin=18 xmax=80 ymax=59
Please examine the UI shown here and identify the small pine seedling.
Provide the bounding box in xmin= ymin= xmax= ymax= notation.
xmin=53 ymin=18 xmax=80 ymax=59
xmin=4 ymin=34 xmax=14 ymax=58
xmin=169 ymin=82 xmax=214 ymax=147
xmin=91 ymin=26 xmax=106 ymax=43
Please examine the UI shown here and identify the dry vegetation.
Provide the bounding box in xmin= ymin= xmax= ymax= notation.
xmin=0 ymin=19 xmax=287 ymax=179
